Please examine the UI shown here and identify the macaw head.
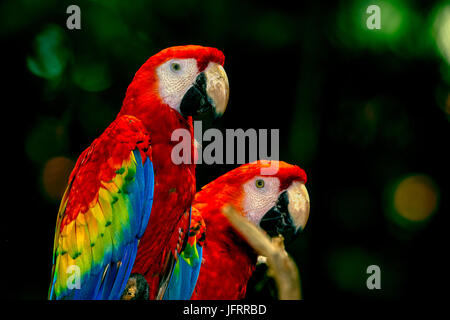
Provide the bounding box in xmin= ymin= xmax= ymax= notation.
xmin=121 ymin=45 xmax=229 ymax=121
xmin=197 ymin=161 xmax=310 ymax=242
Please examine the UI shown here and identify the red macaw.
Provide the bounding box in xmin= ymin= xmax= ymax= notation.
xmin=161 ymin=160 xmax=310 ymax=300
xmin=48 ymin=45 xmax=229 ymax=300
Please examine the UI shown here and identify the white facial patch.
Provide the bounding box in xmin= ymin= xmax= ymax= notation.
xmin=242 ymin=177 xmax=281 ymax=225
xmin=156 ymin=58 xmax=199 ymax=112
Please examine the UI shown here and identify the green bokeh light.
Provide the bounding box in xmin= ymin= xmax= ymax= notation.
xmin=328 ymin=247 xmax=377 ymax=294
xmin=0 ymin=0 xmax=56 ymax=37
xmin=432 ymin=3 xmax=450 ymax=65
xmin=25 ymin=117 xmax=69 ymax=165
xmin=250 ymin=11 xmax=296 ymax=48
xmin=84 ymin=2 xmax=148 ymax=66
xmin=72 ymin=61 xmax=112 ymax=92
xmin=434 ymin=84 xmax=450 ymax=121
xmin=327 ymin=247 xmax=403 ymax=298
xmin=336 ymin=0 xmax=424 ymax=54
xmin=26 ymin=25 xmax=71 ymax=80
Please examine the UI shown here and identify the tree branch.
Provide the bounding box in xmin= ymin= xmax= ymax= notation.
xmin=222 ymin=205 xmax=302 ymax=300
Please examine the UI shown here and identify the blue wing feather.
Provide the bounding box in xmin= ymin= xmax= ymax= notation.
xmin=162 ymin=212 xmax=203 ymax=301
xmin=162 ymin=244 xmax=203 ymax=300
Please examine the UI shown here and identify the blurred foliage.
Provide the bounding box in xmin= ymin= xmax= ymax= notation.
xmin=25 ymin=116 xmax=69 ymax=165
xmin=432 ymin=3 xmax=450 ymax=65
xmin=2 ymin=0 xmax=448 ymax=300
xmin=27 ymin=25 xmax=71 ymax=80
xmin=335 ymin=0 xmax=431 ymax=57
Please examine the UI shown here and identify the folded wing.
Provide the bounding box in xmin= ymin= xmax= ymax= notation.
xmin=49 ymin=116 xmax=154 ymax=300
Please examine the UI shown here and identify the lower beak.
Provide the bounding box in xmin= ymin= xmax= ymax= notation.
xmin=180 ymin=62 xmax=229 ymax=117
xmin=259 ymin=181 xmax=310 ymax=242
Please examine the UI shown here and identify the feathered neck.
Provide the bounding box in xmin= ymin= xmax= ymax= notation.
xmin=193 ymin=199 xmax=257 ymax=299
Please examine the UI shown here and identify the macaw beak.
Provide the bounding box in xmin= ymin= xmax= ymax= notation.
xmin=180 ymin=62 xmax=229 ymax=117
xmin=259 ymin=181 xmax=310 ymax=242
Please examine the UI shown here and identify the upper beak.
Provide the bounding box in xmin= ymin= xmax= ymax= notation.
xmin=179 ymin=62 xmax=229 ymax=117
xmin=259 ymin=181 xmax=310 ymax=242
xmin=204 ymin=62 xmax=229 ymax=117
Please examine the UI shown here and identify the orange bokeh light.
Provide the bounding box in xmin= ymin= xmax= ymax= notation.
xmin=42 ymin=156 xmax=75 ymax=200
xmin=393 ymin=175 xmax=438 ymax=223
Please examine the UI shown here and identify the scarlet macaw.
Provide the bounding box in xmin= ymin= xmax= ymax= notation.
xmin=161 ymin=160 xmax=310 ymax=300
xmin=48 ymin=45 xmax=229 ymax=300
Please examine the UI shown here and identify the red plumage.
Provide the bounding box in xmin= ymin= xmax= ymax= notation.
xmin=122 ymin=46 xmax=225 ymax=298
xmin=61 ymin=45 xmax=225 ymax=299
xmin=60 ymin=115 xmax=151 ymax=231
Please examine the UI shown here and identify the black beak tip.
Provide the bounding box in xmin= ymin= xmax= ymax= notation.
xmin=180 ymin=72 xmax=214 ymax=117
xmin=259 ymin=191 xmax=300 ymax=243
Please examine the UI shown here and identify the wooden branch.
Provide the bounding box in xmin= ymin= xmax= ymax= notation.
xmin=222 ymin=205 xmax=302 ymax=300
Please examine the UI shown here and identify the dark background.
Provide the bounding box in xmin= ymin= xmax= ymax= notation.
xmin=1 ymin=0 xmax=448 ymax=300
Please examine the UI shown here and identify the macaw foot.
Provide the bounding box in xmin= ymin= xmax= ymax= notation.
xmin=121 ymin=273 xmax=149 ymax=300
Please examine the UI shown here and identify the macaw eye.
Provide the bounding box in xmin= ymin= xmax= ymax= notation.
xmin=170 ymin=62 xmax=181 ymax=73
xmin=255 ymin=179 xmax=265 ymax=188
